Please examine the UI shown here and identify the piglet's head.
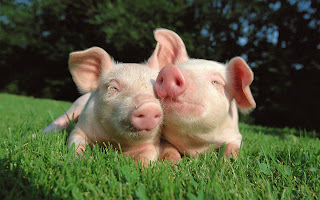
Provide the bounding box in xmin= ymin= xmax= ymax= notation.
xmin=155 ymin=60 xmax=255 ymax=128
xmin=69 ymin=47 xmax=163 ymax=141
xmin=151 ymin=29 xmax=256 ymax=130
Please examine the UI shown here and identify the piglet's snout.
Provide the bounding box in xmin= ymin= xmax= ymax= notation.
xmin=155 ymin=65 xmax=186 ymax=99
xmin=130 ymin=102 xmax=162 ymax=131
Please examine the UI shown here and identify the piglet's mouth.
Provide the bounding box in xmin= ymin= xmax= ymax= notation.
xmin=127 ymin=129 xmax=158 ymax=142
xmin=162 ymin=97 xmax=205 ymax=116
xmin=120 ymin=123 xmax=155 ymax=136
xmin=136 ymin=129 xmax=154 ymax=136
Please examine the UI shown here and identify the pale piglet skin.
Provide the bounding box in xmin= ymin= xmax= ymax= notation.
xmin=156 ymin=60 xmax=248 ymax=157
xmin=150 ymin=29 xmax=256 ymax=159
xmin=66 ymin=47 xmax=163 ymax=165
xmin=43 ymin=92 xmax=91 ymax=133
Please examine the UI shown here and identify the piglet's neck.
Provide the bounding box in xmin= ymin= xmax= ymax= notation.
xmin=162 ymin=125 xmax=211 ymax=156
xmin=163 ymin=121 xmax=218 ymax=140
xmin=163 ymin=105 xmax=240 ymax=152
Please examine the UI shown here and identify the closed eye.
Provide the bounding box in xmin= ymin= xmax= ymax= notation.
xmin=106 ymin=79 xmax=121 ymax=92
xmin=106 ymin=80 xmax=121 ymax=97
xmin=108 ymin=85 xmax=118 ymax=90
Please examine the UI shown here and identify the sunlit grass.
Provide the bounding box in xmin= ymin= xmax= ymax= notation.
xmin=0 ymin=93 xmax=319 ymax=199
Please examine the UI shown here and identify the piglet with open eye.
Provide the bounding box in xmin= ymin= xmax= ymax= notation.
xmin=148 ymin=29 xmax=256 ymax=160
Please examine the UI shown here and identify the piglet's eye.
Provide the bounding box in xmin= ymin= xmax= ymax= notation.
xmin=106 ymin=85 xmax=119 ymax=97
xmin=108 ymin=85 xmax=118 ymax=91
xmin=212 ymin=81 xmax=220 ymax=85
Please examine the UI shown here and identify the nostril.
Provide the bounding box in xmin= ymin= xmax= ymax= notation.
xmin=138 ymin=114 xmax=144 ymax=118
xmin=154 ymin=114 xmax=161 ymax=118
xmin=157 ymin=77 xmax=164 ymax=84
xmin=176 ymin=79 xmax=181 ymax=86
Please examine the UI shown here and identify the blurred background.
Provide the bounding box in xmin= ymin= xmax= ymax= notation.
xmin=1 ymin=0 xmax=319 ymax=133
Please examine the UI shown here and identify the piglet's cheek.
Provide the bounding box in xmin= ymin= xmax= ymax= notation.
xmin=217 ymin=85 xmax=227 ymax=96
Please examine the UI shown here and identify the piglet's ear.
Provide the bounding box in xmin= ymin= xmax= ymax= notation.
xmin=147 ymin=28 xmax=189 ymax=71
xmin=228 ymin=57 xmax=256 ymax=112
xmin=69 ymin=47 xmax=113 ymax=93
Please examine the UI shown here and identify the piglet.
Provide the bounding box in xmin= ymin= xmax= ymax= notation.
xmin=65 ymin=47 xmax=163 ymax=165
xmin=148 ymin=29 xmax=256 ymax=160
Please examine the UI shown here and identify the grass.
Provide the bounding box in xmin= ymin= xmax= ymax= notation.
xmin=0 ymin=93 xmax=319 ymax=199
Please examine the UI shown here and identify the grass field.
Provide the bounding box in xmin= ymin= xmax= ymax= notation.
xmin=0 ymin=93 xmax=319 ymax=199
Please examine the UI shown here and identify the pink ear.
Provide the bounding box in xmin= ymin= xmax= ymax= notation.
xmin=147 ymin=28 xmax=189 ymax=70
xmin=69 ymin=47 xmax=113 ymax=93
xmin=228 ymin=57 xmax=256 ymax=111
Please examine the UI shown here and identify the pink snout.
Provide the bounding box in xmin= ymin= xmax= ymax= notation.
xmin=130 ymin=102 xmax=162 ymax=131
xmin=155 ymin=65 xmax=186 ymax=99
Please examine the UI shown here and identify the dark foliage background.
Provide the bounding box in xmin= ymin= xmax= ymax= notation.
xmin=1 ymin=0 xmax=319 ymax=133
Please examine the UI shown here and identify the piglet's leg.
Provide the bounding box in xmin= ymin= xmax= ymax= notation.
xmin=159 ymin=140 xmax=181 ymax=164
xmin=138 ymin=151 xmax=158 ymax=167
xmin=43 ymin=93 xmax=91 ymax=133
xmin=224 ymin=142 xmax=240 ymax=159
xmin=124 ymin=145 xmax=159 ymax=167
xmin=68 ymin=127 xmax=88 ymax=156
